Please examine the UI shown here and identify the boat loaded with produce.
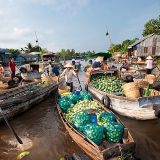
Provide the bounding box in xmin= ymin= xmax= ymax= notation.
xmin=86 ymin=72 xmax=160 ymax=120
xmin=57 ymin=90 xmax=135 ymax=160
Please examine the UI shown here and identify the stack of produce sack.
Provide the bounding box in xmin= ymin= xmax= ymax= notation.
xmin=58 ymin=91 xmax=124 ymax=145
xmin=90 ymin=74 xmax=124 ymax=95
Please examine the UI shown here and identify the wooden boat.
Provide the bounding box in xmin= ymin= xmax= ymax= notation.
xmin=0 ymin=81 xmax=58 ymax=122
xmin=57 ymin=100 xmax=135 ymax=160
xmin=86 ymin=71 xmax=160 ymax=120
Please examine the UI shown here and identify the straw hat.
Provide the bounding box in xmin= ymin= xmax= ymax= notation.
xmin=146 ymin=56 xmax=153 ymax=60
xmin=96 ymin=56 xmax=104 ymax=62
xmin=64 ymin=63 xmax=74 ymax=68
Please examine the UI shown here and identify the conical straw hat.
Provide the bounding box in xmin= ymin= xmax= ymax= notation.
xmin=146 ymin=56 xmax=153 ymax=60
xmin=96 ymin=56 xmax=104 ymax=62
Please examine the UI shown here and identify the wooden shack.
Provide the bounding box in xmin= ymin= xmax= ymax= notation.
xmin=128 ymin=34 xmax=160 ymax=57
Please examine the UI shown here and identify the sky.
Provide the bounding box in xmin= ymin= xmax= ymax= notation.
xmin=0 ymin=0 xmax=159 ymax=52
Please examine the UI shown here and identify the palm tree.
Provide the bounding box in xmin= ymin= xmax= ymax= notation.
xmin=24 ymin=43 xmax=34 ymax=53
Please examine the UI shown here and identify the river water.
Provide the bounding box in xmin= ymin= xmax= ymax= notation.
xmin=0 ymin=60 xmax=160 ymax=160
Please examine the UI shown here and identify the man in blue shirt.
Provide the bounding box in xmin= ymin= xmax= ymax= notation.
xmin=92 ymin=56 xmax=103 ymax=69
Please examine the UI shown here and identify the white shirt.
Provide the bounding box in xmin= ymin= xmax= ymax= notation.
xmin=61 ymin=68 xmax=77 ymax=83
xmin=146 ymin=59 xmax=153 ymax=69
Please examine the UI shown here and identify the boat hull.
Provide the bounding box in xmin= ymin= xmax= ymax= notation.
xmin=88 ymin=85 xmax=158 ymax=120
xmin=0 ymin=82 xmax=58 ymax=122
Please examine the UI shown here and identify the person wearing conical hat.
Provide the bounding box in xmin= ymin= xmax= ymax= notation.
xmin=60 ymin=63 xmax=77 ymax=92
xmin=146 ymin=56 xmax=153 ymax=74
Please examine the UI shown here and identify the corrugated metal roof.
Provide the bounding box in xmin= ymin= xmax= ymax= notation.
xmin=128 ymin=33 xmax=155 ymax=48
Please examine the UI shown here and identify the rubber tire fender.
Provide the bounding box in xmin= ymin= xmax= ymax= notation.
xmin=153 ymin=105 xmax=160 ymax=118
xmin=101 ymin=95 xmax=110 ymax=108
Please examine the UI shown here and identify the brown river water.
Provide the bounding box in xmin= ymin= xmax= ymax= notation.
xmin=0 ymin=62 xmax=160 ymax=160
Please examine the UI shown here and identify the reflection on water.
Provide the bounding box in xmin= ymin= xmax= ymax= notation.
xmin=0 ymin=61 xmax=160 ymax=160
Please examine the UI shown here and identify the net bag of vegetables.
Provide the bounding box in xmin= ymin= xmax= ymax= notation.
xmin=82 ymin=123 xmax=103 ymax=145
xmin=58 ymin=97 xmax=72 ymax=112
xmin=104 ymin=122 xmax=124 ymax=143
xmin=67 ymin=93 xmax=81 ymax=104
xmin=98 ymin=112 xmax=117 ymax=125
xmin=80 ymin=91 xmax=92 ymax=100
xmin=72 ymin=111 xmax=90 ymax=132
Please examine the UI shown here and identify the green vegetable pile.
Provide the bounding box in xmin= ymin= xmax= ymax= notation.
xmin=90 ymin=74 xmax=124 ymax=94
xmin=65 ymin=100 xmax=103 ymax=123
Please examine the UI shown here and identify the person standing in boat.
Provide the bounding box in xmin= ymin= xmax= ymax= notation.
xmin=60 ymin=63 xmax=77 ymax=92
xmin=52 ymin=64 xmax=60 ymax=76
xmin=8 ymin=57 xmax=16 ymax=80
xmin=47 ymin=62 xmax=53 ymax=76
xmin=146 ymin=56 xmax=153 ymax=74
xmin=0 ymin=64 xmax=4 ymax=80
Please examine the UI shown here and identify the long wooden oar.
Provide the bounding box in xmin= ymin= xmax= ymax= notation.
xmin=76 ymin=74 xmax=82 ymax=91
xmin=0 ymin=107 xmax=23 ymax=144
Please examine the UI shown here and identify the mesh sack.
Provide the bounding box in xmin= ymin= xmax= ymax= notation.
xmin=82 ymin=123 xmax=104 ymax=145
xmin=68 ymin=93 xmax=81 ymax=104
xmin=99 ymin=112 xmax=117 ymax=125
xmin=72 ymin=111 xmax=90 ymax=131
xmin=104 ymin=122 xmax=124 ymax=143
xmin=58 ymin=97 xmax=72 ymax=112
xmin=80 ymin=91 xmax=92 ymax=100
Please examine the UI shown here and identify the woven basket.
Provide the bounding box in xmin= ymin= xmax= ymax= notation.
xmin=41 ymin=76 xmax=58 ymax=84
xmin=133 ymin=79 xmax=149 ymax=88
xmin=58 ymin=86 xmax=70 ymax=95
xmin=122 ymin=82 xmax=140 ymax=99
xmin=145 ymin=74 xmax=156 ymax=84
xmin=143 ymin=88 xmax=160 ymax=96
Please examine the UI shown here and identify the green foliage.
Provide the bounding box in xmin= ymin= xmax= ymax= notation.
xmin=57 ymin=49 xmax=75 ymax=60
xmin=57 ymin=49 xmax=95 ymax=60
xmin=24 ymin=43 xmax=42 ymax=53
xmin=83 ymin=50 xmax=95 ymax=60
xmin=143 ymin=15 xmax=160 ymax=36
xmin=6 ymin=48 xmax=21 ymax=58
xmin=108 ymin=38 xmax=138 ymax=55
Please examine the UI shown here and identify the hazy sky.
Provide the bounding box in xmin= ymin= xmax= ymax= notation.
xmin=0 ymin=0 xmax=159 ymax=52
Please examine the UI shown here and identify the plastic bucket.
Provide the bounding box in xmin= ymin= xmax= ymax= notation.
xmin=74 ymin=90 xmax=80 ymax=95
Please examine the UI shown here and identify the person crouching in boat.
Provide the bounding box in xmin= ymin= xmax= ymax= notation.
xmin=120 ymin=59 xmax=129 ymax=72
xmin=60 ymin=63 xmax=77 ymax=92
xmin=92 ymin=56 xmax=104 ymax=71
